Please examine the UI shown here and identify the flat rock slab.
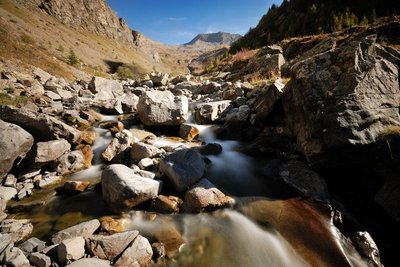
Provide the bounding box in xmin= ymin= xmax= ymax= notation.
xmin=51 ymin=219 xmax=100 ymax=244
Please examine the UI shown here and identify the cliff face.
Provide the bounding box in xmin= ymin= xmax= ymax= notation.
xmin=36 ymin=0 xmax=135 ymax=46
xmin=186 ymin=32 xmax=242 ymax=46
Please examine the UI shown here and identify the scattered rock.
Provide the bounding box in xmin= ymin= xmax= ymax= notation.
xmin=179 ymin=124 xmax=199 ymax=141
xmin=100 ymin=217 xmax=124 ymax=234
xmin=183 ymin=179 xmax=234 ymax=213
xmin=29 ymin=252 xmax=51 ymax=267
xmin=0 ymin=219 xmax=33 ymax=243
xmin=150 ymin=73 xmax=169 ymax=87
xmin=0 ymin=119 xmax=34 ymax=181
xmin=35 ymin=172 xmax=63 ymax=189
xmin=149 ymin=195 xmax=182 ymax=214
xmin=57 ymin=237 xmax=85 ymax=264
xmin=160 ymin=149 xmax=206 ymax=192
xmin=85 ymin=230 xmax=139 ymax=260
xmin=18 ymin=237 xmax=46 ymax=256
xmin=138 ymin=158 xmax=155 ymax=170
xmin=101 ymin=130 xmax=132 ymax=162
xmin=194 ymin=101 xmax=233 ymax=124
xmin=102 ymin=164 xmax=161 ymax=212
xmin=137 ymin=90 xmax=188 ymax=126
xmin=28 ymin=139 xmax=71 ymax=168
xmin=51 ymin=219 xmax=100 ymax=244
xmin=115 ymin=235 xmax=153 ymax=267
xmin=55 ymin=150 xmax=86 ymax=176
xmin=3 ymin=247 xmax=30 ymax=267
xmin=0 ymin=186 xmax=18 ymax=202
xmin=63 ymin=181 xmax=90 ymax=193
xmin=130 ymin=142 xmax=163 ymax=161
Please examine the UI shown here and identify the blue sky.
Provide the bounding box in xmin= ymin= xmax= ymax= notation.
xmin=106 ymin=0 xmax=282 ymax=45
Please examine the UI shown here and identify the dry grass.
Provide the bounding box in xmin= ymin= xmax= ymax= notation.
xmin=380 ymin=125 xmax=400 ymax=139
xmin=233 ymin=49 xmax=259 ymax=62
xmin=0 ymin=92 xmax=28 ymax=106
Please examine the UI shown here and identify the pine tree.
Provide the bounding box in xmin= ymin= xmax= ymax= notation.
xmin=67 ymin=48 xmax=79 ymax=66
xmin=361 ymin=15 xmax=369 ymax=26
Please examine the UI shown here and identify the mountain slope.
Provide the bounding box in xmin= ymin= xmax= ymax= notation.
xmin=231 ymin=0 xmax=400 ymax=52
xmin=186 ymin=32 xmax=241 ymax=46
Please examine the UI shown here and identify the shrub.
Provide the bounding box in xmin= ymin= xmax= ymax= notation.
xmin=3 ymin=86 xmax=14 ymax=94
xmin=67 ymin=48 xmax=79 ymax=66
xmin=0 ymin=92 xmax=28 ymax=106
xmin=20 ymin=33 xmax=35 ymax=44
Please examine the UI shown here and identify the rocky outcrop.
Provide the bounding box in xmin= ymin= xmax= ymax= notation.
xmin=137 ymin=90 xmax=188 ymax=126
xmin=36 ymin=0 xmax=135 ymax=47
xmin=101 ymin=164 xmax=161 ymax=212
xmin=0 ymin=120 xmax=34 ymax=181
xmin=185 ymin=32 xmax=242 ymax=46
xmin=281 ymin=35 xmax=400 ymax=164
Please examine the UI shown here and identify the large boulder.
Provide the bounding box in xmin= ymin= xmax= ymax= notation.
xmin=282 ymin=35 xmax=400 ymax=163
xmin=88 ymin=77 xmax=125 ymax=113
xmin=160 ymin=149 xmax=206 ymax=192
xmin=137 ymin=90 xmax=188 ymax=126
xmin=194 ymin=101 xmax=233 ymax=124
xmin=28 ymin=139 xmax=71 ymax=168
xmin=0 ymin=120 xmax=34 ymax=181
xmin=55 ymin=150 xmax=87 ymax=175
xmin=0 ymin=106 xmax=81 ymax=144
xmin=101 ymin=164 xmax=161 ymax=212
xmin=182 ymin=179 xmax=234 ymax=213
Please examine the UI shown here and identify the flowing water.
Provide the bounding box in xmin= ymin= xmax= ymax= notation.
xmin=9 ymin=111 xmax=372 ymax=266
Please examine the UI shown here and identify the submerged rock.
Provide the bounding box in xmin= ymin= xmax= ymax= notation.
xmin=0 ymin=120 xmax=34 ymax=181
xmin=101 ymin=164 xmax=161 ymax=212
xmin=183 ymin=179 xmax=234 ymax=213
xmin=160 ymin=149 xmax=206 ymax=192
xmin=137 ymin=90 xmax=188 ymax=126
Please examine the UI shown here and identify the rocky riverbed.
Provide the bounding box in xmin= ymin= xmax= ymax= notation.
xmin=0 ymin=30 xmax=399 ymax=267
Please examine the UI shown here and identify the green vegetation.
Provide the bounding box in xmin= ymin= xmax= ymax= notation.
xmin=0 ymin=92 xmax=28 ymax=106
xmin=230 ymin=0 xmax=399 ymax=53
xmin=3 ymin=86 xmax=14 ymax=94
xmin=67 ymin=48 xmax=79 ymax=66
xmin=20 ymin=33 xmax=35 ymax=45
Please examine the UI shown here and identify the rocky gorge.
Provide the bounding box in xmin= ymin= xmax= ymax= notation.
xmin=0 ymin=12 xmax=399 ymax=267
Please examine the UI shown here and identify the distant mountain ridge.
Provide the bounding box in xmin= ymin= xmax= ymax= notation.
xmin=185 ymin=32 xmax=242 ymax=46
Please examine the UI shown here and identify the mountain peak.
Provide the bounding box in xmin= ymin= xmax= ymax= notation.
xmin=185 ymin=32 xmax=242 ymax=46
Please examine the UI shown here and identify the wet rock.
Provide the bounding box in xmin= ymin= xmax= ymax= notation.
xmin=0 ymin=186 xmax=18 ymax=202
xmin=0 ymin=120 xmax=34 ymax=181
xmin=263 ymin=160 xmax=329 ymax=202
xmin=130 ymin=142 xmax=163 ymax=161
xmin=51 ymin=219 xmax=100 ymax=244
xmin=57 ymin=237 xmax=85 ymax=264
xmin=99 ymin=121 xmax=124 ymax=134
xmin=63 ymin=181 xmax=90 ymax=193
xmin=130 ymin=129 xmax=157 ymax=142
xmin=3 ymin=247 xmax=30 ymax=267
xmin=183 ymin=179 xmax=234 ymax=213
xmin=101 ymin=130 xmax=132 ymax=163
xmin=153 ymin=223 xmax=185 ymax=258
xmin=137 ymin=90 xmax=188 ymax=126
xmin=179 ymin=124 xmax=199 ymax=141
xmin=353 ymin=231 xmax=381 ymax=267
xmin=102 ymin=164 xmax=161 ymax=212
xmin=18 ymin=237 xmax=46 ymax=256
xmin=194 ymin=101 xmax=233 ymax=124
xmin=28 ymin=252 xmax=51 ymax=267
xmin=149 ymin=195 xmax=182 ymax=214
xmin=66 ymin=258 xmax=111 ymax=267
xmin=35 ymin=172 xmax=63 ymax=189
xmin=79 ymin=131 xmax=96 ymax=145
xmin=28 ymin=139 xmax=71 ymax=168
xmin=0 ymin=106 xmax=82 ymax=144
xmin=151 ymin=242 xmax=166 ymax=263
xmin=160 ymin=149 xmax=206 ymax=192
xmin=100 ymin=217 xmax=124 ymax=234
xmin=197 ymin=143 xmax=223 ymax=156
xmin=115 ymin=235 xmax=153 ymax=267
xmin=85 ymin=230 xmax=139 ymax=260
xmin=0 ymin=219 xmax=33 ymax=243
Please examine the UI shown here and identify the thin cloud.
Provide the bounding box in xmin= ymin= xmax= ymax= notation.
xmin=167 ymin=17 xmax=187 ymax=21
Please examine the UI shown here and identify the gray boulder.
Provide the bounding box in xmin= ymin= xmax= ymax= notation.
xmin=130 ymin=142 xmax=163 ymax=161
xmin=51 ymin=219 xmax=100 ymax=244
xmin=0 ymin=106 xmax=81 ymax=144
xmin=66 ymin=258 xmax=111 ymax=267
xmin=183 ymin=179 xmax=234 ymax=213
xmin=29 ymin=252 xmax=51 ymax=267
xmin=102 ymin=164 xmax=161 ymax=212
xmin=194 ymin=101 xmax=233 ymax=124
xmin=57 ymin=237 xmax=85 ymax=264
xmin=55 ymin=150 xmax=86 ymax=175
xmin=137 ymin=90 xmax=188 ymax=126
xmin=160 ymin=149 xmax=206 ymax=192
xmin=85 ymin=230 xmax=139 ymax=260
xmin=0 ymin=219 xmax=33 ymax=243
xmin=28 ymin=139 xmax=71 ymax=168
xmin=3 ymin=247 xmax=30 ymax=267
xmin=0 ymin=120 xmax=34 ymax=181
xmin=18 ymin=237 xmax=46 ymax=256
xmin=115 ymin=235 xmax=153 ymax=267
